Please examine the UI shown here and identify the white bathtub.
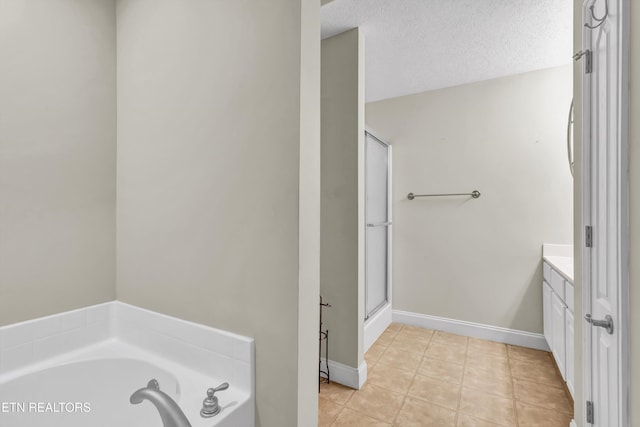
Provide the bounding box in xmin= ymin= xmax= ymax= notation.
xmin=0 ymin=357 xmax=179 ymax=426
xmin=0 ymin=303 xmax=255 ymax=427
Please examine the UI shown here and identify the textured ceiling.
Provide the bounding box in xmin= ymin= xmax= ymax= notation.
xmin=321 ymin=0 xmax=573 ymax=102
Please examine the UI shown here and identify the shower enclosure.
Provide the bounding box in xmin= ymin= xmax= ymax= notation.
xmin=364 ymin=131 xmax=391 ymax=320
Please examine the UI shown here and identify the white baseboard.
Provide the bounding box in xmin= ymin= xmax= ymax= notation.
xmin=321 ymin=358 xmax=368 ymax=390
xmin=364 ymin=303 xmax=392 ymax=352
xmin=392 ymin=309 xmax=550 ymax=351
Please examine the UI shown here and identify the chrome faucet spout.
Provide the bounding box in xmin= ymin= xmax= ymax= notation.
xmin=130 ymin=379 xmax=192 ymax=427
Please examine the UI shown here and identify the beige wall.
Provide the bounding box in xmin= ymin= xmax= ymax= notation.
xmin=321 ymin=28 xmax=365 ymax=369
xmin=0 ymin=0 xmax=117 ymax=326
xmin=298 ymin=0 xmax=321 ymax=422
xmin=115 ymin=1 xmax=319 ymax=426
xmin=367 ymin=66 xmax=573 ymax=333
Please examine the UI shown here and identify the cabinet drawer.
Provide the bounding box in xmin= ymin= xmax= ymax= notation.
xmin=550 ymin=268 xmax=565 ymax=301
xmin=543 ymin=262 xmax=551 ymax=283
xmin=565 ymin=281 xmax=574 ymax=312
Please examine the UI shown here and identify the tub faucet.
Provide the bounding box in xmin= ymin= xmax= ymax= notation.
xmin=130 ymin=379 xmax=192 ymax=427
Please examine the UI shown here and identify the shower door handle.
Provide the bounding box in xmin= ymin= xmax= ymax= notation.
xmin=567 ymin=99 xmax=575 ymax=177
xmin=366 ymin=222 xmax=392 ymax=227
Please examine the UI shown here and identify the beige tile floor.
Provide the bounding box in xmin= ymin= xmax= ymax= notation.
xmin=319 ymin=323 xmax=573 ymax=427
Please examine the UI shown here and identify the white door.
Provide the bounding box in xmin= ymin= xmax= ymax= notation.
xmin=582 ymin=0 xmax=627 ymax=425
xmin=364 ymin=132 xmax=390 ymax=319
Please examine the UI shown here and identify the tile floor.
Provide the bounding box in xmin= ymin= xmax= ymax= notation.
xmin=319 ymin=323 xmax=573 ymax=426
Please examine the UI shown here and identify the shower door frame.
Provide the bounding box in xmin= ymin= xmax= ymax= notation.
xmin=364 ymin=131 xmax=392 ymax=321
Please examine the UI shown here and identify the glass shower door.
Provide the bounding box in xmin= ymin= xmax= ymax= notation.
xmin=365 ymin=132 xmax=390 ymax=320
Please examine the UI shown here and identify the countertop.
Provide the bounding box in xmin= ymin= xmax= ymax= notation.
xmin=542 ymin=244 xmax=574 ymax=283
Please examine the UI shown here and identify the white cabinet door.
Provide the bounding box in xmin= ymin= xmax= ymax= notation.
xmin=543 ymin=281 xmax=553 ymax=349
xmin=551 ymin=291 xmax=566 ymax=379
xmin=566 ymin=309 xmax=575 ymax=397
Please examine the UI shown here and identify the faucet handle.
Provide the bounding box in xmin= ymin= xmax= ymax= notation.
xmin=200 ymin=383 xmax=229 ymax=418
xmin=210 ymin=382 xmax=229 ymax=394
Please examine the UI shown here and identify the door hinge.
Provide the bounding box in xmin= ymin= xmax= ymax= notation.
xmin=585 ymin=226 xmax=593 ymax=248
xmin=586 ymin=400 xmax=594 ymax=424
xmin=573 ymin=49 xmax=592 ymax=74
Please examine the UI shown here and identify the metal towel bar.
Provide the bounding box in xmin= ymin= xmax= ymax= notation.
xmin=407 ymin=191 xmax=481 ymax=200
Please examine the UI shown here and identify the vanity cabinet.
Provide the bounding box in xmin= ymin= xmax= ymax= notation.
xmin=543 ymin=260 xmax=574 ymax=397
xmin=543 ymin=282 xmax=552 ymax=346
xmin=565 ymin=309 xmax=575 ymax=396
xmin=551 ymin=291 xmax=566 ymax=377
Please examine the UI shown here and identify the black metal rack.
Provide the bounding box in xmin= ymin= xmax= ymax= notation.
xmin=319 ymin=296 xmax=331 ymax=391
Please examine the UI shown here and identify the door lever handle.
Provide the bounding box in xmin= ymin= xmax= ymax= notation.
xmin=585 ymin=314 xmax=614 ymax=334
